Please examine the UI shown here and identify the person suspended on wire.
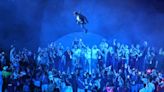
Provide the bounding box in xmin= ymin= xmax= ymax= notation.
xmin=73 ymin=11 xmax=88 ymax=33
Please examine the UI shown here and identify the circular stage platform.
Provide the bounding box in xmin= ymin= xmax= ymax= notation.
xmin=55 ymin=32 xmax=106 ymax=48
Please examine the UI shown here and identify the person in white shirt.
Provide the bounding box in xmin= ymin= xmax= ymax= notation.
xmin=91 ymin=45 xmax=99 ymax=73
xmin=85 ymin=46 xmax=92 ymax=74
xmin=72 ymin=45 xmax=81 ymax=66
xmin=139 ymin=84 xmax=147 ymax=92
xmin=140 ymin=79 xmax=155 ymax=92
xmin=99 ymin=39 xmax=109 ymax=67
xmin=146 ymin=79 xmax=155 ymax=92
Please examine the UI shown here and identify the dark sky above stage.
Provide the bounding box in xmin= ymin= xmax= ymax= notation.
xmin=0 ymin=0 xmax=164 ymax=51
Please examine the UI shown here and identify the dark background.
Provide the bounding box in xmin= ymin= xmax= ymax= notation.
xmin=0 ymin=0 xmax=164 ymax=51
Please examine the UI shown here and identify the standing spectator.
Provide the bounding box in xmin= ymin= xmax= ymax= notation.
xmin=40 ymin=72 xmax=49 ymax=92
xmin=85 ymin=46 xmax=92 ymax=74
xmin=0 ymin=67 xmax=3 ymax=92
xmin=91 ymin=45 xmax=99 ymax=73
xmin=64 ymin=48 xmax=73 ymax=73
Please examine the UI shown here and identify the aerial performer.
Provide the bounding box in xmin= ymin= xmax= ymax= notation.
xmin=73 ymin=11 xmax=88 ymax=33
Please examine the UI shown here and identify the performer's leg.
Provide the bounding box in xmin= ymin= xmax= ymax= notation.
xmin=80 ymin=24 xmax=87 ymax=33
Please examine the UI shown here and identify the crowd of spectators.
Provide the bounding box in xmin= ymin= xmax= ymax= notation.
xmin=0 ymin=39 xmax=163 ymax=92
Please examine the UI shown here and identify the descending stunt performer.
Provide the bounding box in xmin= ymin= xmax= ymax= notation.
xmin=73 ymin=11 xmax=88 ymax=33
